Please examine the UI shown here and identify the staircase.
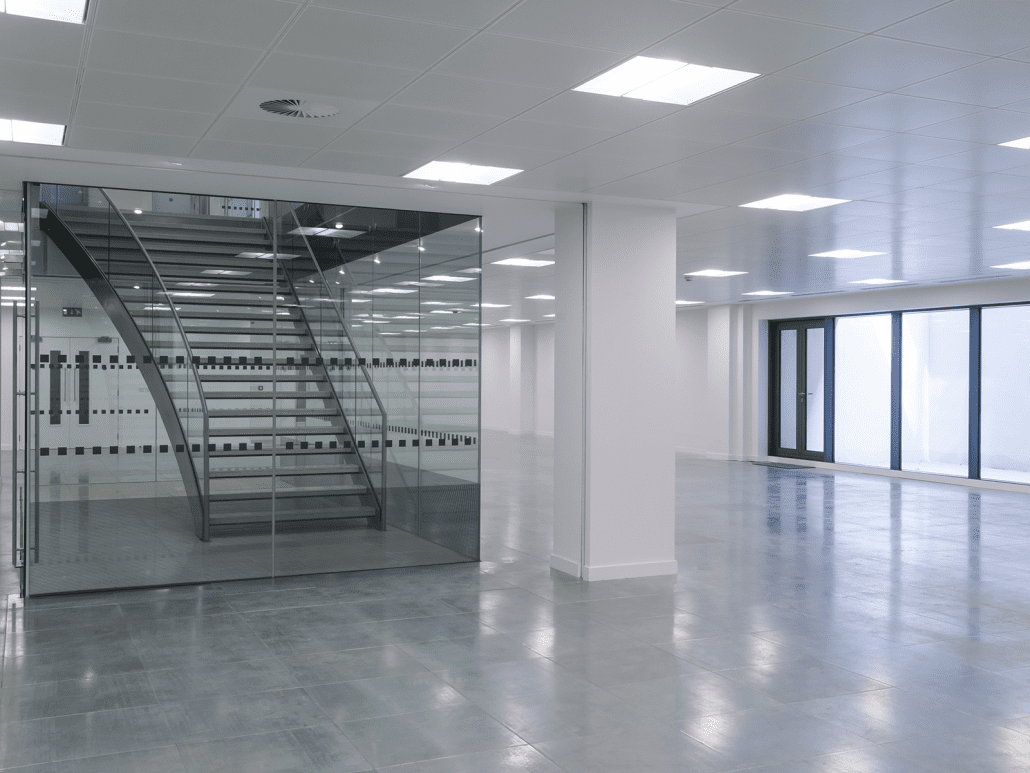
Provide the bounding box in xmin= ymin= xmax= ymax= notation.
xmin=44 ymin=197 xmax=384 ymax=538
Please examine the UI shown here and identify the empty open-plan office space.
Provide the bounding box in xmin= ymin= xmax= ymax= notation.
xmin=6 ymin=1 xmax=1030 ymax=771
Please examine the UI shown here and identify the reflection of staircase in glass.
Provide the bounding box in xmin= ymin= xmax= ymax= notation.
xmin=41 ymin=196 xmax=384 ymax=539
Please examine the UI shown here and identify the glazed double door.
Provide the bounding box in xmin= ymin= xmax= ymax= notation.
xmin=772 ymin=319 xmax=829 ymax=460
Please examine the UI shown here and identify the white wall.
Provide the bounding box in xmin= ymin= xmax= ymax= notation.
xmin=481 ymin=322 xmax=554 ymax=436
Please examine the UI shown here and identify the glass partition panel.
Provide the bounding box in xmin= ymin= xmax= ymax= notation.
xmin=901 ymin=309 xmax=969 ymax=476
xmin=806 ymin=327 xmax=825 ymax=454
xmin=982 ymin=305 xmax=1030 ymax=484
xmin=779 ymin=329 xmax=797 ymax=451
xmin=834 ymin=314 xmax=892 ymax=468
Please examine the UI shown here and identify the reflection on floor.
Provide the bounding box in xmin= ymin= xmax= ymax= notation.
xmin=5 ymin=432 xmax=1030 ymax=771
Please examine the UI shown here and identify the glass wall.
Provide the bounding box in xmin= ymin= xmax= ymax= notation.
xmin=901 ymin=310 xmax=969 ymax=476
xmin=834 ymin=314 xmax=892 ymax=468
xmin=17 ymin=183 xmax=480 ymax=596
xmin=982 ymin=305 xmax=1030 ymax=484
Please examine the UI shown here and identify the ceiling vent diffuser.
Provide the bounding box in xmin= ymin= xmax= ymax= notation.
xmin=259 ymin=99 xmax=340 ymax=119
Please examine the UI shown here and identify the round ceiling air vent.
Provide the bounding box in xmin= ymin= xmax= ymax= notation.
xmin=259 ymin=99 xmax=340 ymax=119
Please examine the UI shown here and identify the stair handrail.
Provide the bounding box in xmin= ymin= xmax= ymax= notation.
xmin=99 ymin=189 xmax=212 ymax=539
xmin=285 ymin=207 xmax=389 ymax=519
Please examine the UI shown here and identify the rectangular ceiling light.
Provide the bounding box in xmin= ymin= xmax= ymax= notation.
xmin=743 ymin=290 xmax=792 ymax=296
xmin=423 ymin=275 xmax=475 ymax=282
xmin=850 ymin=278 xmax=906 ymax=285
xmin=575 ymin=56 xmax=759 ymax=106
xmin=0 ymin=118 xmax=65 ymax=146
xmin=404 ymin=161 xmax=522 ymax=185
xmin=500 ymin=319 xmax=530 ymax=323
xmin=476 ymin=303 xmax=510 ymax=308
xmin=687 ymin=269 xmax=747 ymax=278
xmin=994 ymin=220 xmax=1030 ymax=231
xmin=492 ymin=257 xmax=555 ymax=267
xmin=526 ymin=294 xmax=555 ymax=300
xmin=742 ymin=194 xmax=850 ymax=211
xmin=288 ymin=226 xmax=363 ymax=238
xmin=4 ymin=0 xmax=87 ymax=23
xmin=676 ymin=300 xmax=703 ymax=305
xmin=810 ymin=249 xmax=885 ymax=259
xmin=999 ymin=136 xmax=1030 ymax=149
xmin=992 ymin=261 xmax=1030 ymax=270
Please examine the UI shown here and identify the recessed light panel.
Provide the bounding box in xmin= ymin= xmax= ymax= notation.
xmin=492 ymin=257 xmax=555 ymax=267
xmin=404 ymin=161 xmax=522 ymax=185
xmin=475 ymin=303 xmax=510 ymax=308
xmin=676 ymin=300 xmax=703 ymax=305
xmin=850 ymin=278 xmax=906 ymax=285
xmin=743 ymin=290 xmax=792 ymax=296
xmin=810 ymin=249 xmax=885 ymax=259
xmin=526 ymin=294 xmax=555 ymax=300
xmin=999 ymin=136 xmax=1030 ymax=149
xmin=575 ymin=56 xmax=759 ymax=107
xmin=0 ymin=119 xmax=65 ymax=146
xmin=687 ymin=269 xmax=747 ymax=278
xmin=500 ymin=318 xmax=530 ymax=323
xmin=741 ymin=194 xmax=850 ymax=211
xmin=423 ymin=275 xmax=475 ymax=283
xmin=994 ymin=220 xmax=1030 ymax=231
xmin=992 ymin=261 xmax=1030 ymax=270
xmin=4 ymin=0 xmax=87 ymax=23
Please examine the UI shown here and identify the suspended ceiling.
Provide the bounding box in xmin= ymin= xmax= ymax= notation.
xmin=4 ymin=0 xmax=1030 ymax=309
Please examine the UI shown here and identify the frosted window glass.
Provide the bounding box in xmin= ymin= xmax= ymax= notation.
xmin=779 ymin=329 xmax=797 ymax=450
xmin=835 ymin=315 xmax=892 ymax=468
xmin=982 ymin=305 xmax=1030 ymax=484
xmin=806 ymin=327 xmax=824 ymax=453
xmin=901 ymin=310 xmax=969 ymax=476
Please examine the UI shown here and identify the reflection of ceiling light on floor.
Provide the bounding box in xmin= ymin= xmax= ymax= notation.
xmin=687 ymin=269 xmax=747 ymax=278
xmin=850 ymin=278 xmax=906 ymax=285
xmin=526 ymin=294 xmax=554 ymax=300
xmin=743 ymin=290 xmax=792 ymax=296
xmin=810 ymin=249 xmax=885 ymax=258
xmin=492 ymin=257 xmax=555 ymax=267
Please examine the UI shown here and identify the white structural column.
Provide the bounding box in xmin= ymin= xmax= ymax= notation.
xmin=552 ymin=203 xmax=678 ymax=581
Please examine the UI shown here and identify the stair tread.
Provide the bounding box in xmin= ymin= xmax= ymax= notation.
xmin=209 ymin=407 xmax=340 ymax=417
xmin=205 ymin=391 xmax=332 ymax=399
xmin=209 ymin=506 xmax=376 ymax=524
xmin=208 ymin=427 xmax=350 ymax=437
xmin=210 ymin=464 xmax=360 ymax=479
xmin=210 ymin=485 xmax=367 ymax=502
xmin=200 ymin=374 xmax=324 ymax=382
xmin=210 ymin=447 xmax=351 ymax=457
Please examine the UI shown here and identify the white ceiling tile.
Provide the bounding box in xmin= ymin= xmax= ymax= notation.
xmin=78 ymin=70 xmax=237 ymax=114
xmin=727 ymin=0 xmax=948 ymax=33
xmin=778 ymin=36 xmax=984 ymax=92
xmin=814 ymin=94 xmax=978 ymax=133
xmin=0 ymin=13 xmax=84 ymax=67
xmin=0 ymin=58 xmax=77 ymax=122
xmin=205 ymin=116 xmax=343 ymax=148
xmin=326 ymin=129 xmax=456 ymax=159
xmin=802 ymin=181 xmax=899 ymax=200
xmin=391 ymin=73 xmax=558 ymax=118
xmin=94 ymin=0 xmax=298 ymax=48
xmin=586 ymin=132 xmax=718 ymax=167
xmin=922 ymin=146 xmax=1030 ymax=174
xmin=489 ymin=0 xmax=712 ymax=52
xmin=72 ymin=101 xmax=213 ymax=136
xmin=899 ymin=59 xmax=1030 ymax=109
xmin=67 ymin=126 xmax=197 ymax=156
xmin=644 ymin=10 xmax=858 ymax=73
xmin=437 ymin=141 xmax=566 ymax=171
xmin=474 ymin=119 xmax=618 ymax=153
xmin=698 ymin=76 xmax=876 ymax=120
xmin=850 ymin=163 xmax=976 ymax=188
xmin=352 ymin=104 xmax=502 ymax=142
xmin=310 ymin=0 xmax=514 ymax=28
xmin=277 ymin=7 xmax=472 ymax=70
xmin=517 ymin=91 xmax=681 ymax=133
xmin=434 ymin=33 xmax=623 ymax=89
xmin=587 ymin=166 xmax=717 ymax=199
xmin=504 ymin=152 xmax=651 ymax=192
xmin=741 ymin=122 xmax=890 ymax=154
xmin=85 ymin=29 xmax=263 ymax=86
xmin=190 ymin=138 xmax=315 ymax=166
xmin=250 ymin=53 xmax=418 ymax=102
xmin=880 ymin=1 xmax=1030 ymax=56
xmin=838 ymin=135 xmax=979 ymax=164
xmin=914 ymin=111 xmax=1030 ymax=147
xmin=639 ymin=107 xmax=792 ymax=144
xmin=300 ymin=149 xmax=417 ymax=175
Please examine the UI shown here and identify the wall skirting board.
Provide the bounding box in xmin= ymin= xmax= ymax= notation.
xmin=550 ymin=553 xmax=581 ymax=578
xmin=550 ymin=555 xmax=679 ymax=581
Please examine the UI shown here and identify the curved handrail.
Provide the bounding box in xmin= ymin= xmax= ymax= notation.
xmin=38 ymin=202 xmax=208 ymax=538
xmin=286 ymin=207 xmax=389 ymax=517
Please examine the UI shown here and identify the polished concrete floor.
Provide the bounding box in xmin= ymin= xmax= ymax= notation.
xmin=4 ymin=432 xmax=1030 ymax=770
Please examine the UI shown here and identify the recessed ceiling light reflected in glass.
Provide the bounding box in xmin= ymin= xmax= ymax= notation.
xmin=544 ymin=313 xmax=555 ymax=317
xmin=289 ymin=226 xmax=363 ymax=238
xmin=404 ymin=160 xmax=522 ymax=185
xmin=991 ymin=261 xmax=1030 ymax=270
xmin=999 ymin=136 xmax=1030 ymax=149
xmin=741 ymin=194 xmax=850 ymax=211
xmin=421 ymin=301 xmax=460 ymax=305
xmin=810 ymin=249 xmax=885 ymax=259
xmin=203 ymin=269 xmax=250 ymax=276
xmin=460 ymin=267 xmax=482 ymax=273
xmin=687 ymin=269 xmax=747 ymax=278
xmin=676 ymin=300 xmax=703 ymax=305
xmin=743 ymin=290 xmax=792 ymax=296
xmin=994 ymin=220 xmax=1030 ymax=231
xmin=0 ymin=118 xmax=66 ymax=145
xmin=424 ymin=275 xmax=475 ymax=282
xmin=525 ymin=294 xmax=555 ymax=300
xmin=850 ymin=278 xmax=906 ymax=285
xmin=4 ymin=0 xmax=87 ymax=23
xmin=575 ymin=56 xmax=759 ymax=106
xmin=475 ymin=303 xmax=510 ymax=308
xmin=500 ymin=319 xmax=530 ymax=323
xmin=492 ymin=257 xmax=555 ymax=267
